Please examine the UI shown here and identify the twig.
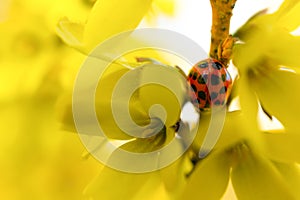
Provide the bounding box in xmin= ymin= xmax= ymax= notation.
xmin=209 ymin=0 xmax=237 ymax=64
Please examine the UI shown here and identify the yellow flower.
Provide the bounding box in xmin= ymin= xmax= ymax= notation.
xmin=183 ymin=0 xmax=300 ymax=199
xmin=144 ymin=0 xmax=177 ymax=24
xmin=57 ymin=0 xmax=153 ymax=53
xmin=56 ymin=0 xmax=189 ymax=199
xmin=63 ymin=54 xmax=193 ymax=199
xmin=58 ymin=0 xmax=300 ymax=199
xmin=56 ymin=0 xmax=177 ymax=53
xmin=233 ymin=0 xmax=300 ymax=132
xmin=183 ymin=111 xmax=300 ymax=199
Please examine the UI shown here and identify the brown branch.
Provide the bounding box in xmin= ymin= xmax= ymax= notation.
xmin=209 ymin=0 xmax=237 ymax=62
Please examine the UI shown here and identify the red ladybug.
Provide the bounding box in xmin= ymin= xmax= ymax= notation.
xmin=187 ymin=58 xmax=232 ymax=110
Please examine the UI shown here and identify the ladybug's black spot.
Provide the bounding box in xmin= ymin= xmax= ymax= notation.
xmin=198 ymin=91 xmax=206 ymax=100
xmin=192 ymin=72 xmax=198 ymax=80
xmin=204 ymin=101 xmax=211 ymax=108
xmin=221 ymin=74 xmax=226 ymax=82
xmin=212 ymin=62 xmax=223 ymax=70
xmin=188 ymin=72 xmax=193 ymax=78
xmin=214 ymin=100 xmax=221 ymax=105
xmin=219 ymin=86 xmax=227 ymax=94
xmin=211 ymin=74 xmax=220 ymax=85
xmin=210 ymin=92 xmax=218 ymax=100
xmin=198 ymin=62 xmax=208 ymax=68
xmin=191 ymin=84 xmax=197 ymax=92
xmin=197 ymin=75 xmax=208 ymax=84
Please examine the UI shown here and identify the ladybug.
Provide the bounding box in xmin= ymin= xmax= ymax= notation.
xmin=187 ymin=58 xmax=232 ymax=111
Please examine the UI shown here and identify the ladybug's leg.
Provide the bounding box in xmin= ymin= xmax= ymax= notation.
xmin=217 ymin=35 xmax=238 ymax=66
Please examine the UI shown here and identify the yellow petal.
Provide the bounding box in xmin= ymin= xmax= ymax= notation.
xmin=56 ymin=17 xmax=84 ymax=50
xmin=95 ymin=62 xmax=151 ymax=140
xmin=262 ymin=132 xmax=300 ymax=164
xmin=276 ymin=0 xmax=300 ymax=16
xmin=153 ymin=0 xmax=176 ymax=16
xmin=231 ymin=149 xmax=296 ymax=200
xmin=236 ymin=73 xmax=259 ymax=124
xmin=73 ymin=59 xmax=188 ymax=142
xmin=273 ymin=34 xmax=300 ymax=67
xmin=123 ymin=132 xmax=190 ymax=199
xmin=276 ymin=0 xmax=300 ymax=31
xmin=84 ymin=166 xmax=168 ymax=200
xmin=252 ymin=68 xmax=300 ymax=131
xmin=193 ymin=109 xmax=261 ymax=156
xmin=138 ymin=63 xmax=187 ymax=129
xmin=57 ymin=0 xmax=153 ymax=52
xmin=83 ymin=127 xmax=173 ymax=199
xmin=233 ymin=6 xmax=300 ymax=71
xmin=119 ymin=126 xmax=167 ymax=153
xmin=88 ymin=125 xmax=189 ymax=199
xmin=84 ymin=0 xmax=153 ymax=51
xmin=96 ymin=62 xmax=188 ymax=140
xmin=159 ymin=140 xmax=192 ymax=199
xmin=61 ymin=62 xmax=132 ymax=139
xmin=160 ymin=156 xmax=189 ymax=199
xmin=233 ymin=16 xmax=300 ymax=132
xmin=233 ymin=9 xmax=268 ymax=41
xmin=181 ymin=151 xmax=231 ymax=200
xmin=273 ymin=162 xmax=300 ymax=198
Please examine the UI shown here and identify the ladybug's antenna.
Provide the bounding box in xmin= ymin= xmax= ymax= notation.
xmin=209 ymin=0 xmax=237 ymax=66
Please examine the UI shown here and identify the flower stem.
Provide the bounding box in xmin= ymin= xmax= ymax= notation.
xmin=209 ymin=0 xmax=237 ymax=61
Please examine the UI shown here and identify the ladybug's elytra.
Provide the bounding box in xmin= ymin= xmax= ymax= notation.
xmin=134 ymin=55 xmax=233 ymax=111
xmin=187 ymin=58 xmax=232 ymax=110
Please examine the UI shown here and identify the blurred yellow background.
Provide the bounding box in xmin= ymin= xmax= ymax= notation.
xmin=0 ymin=0 xmax=102 ymax=199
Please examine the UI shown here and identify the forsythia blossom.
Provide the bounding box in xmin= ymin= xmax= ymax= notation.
xmin=57 ymin=0 xmax=300 ymax=200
